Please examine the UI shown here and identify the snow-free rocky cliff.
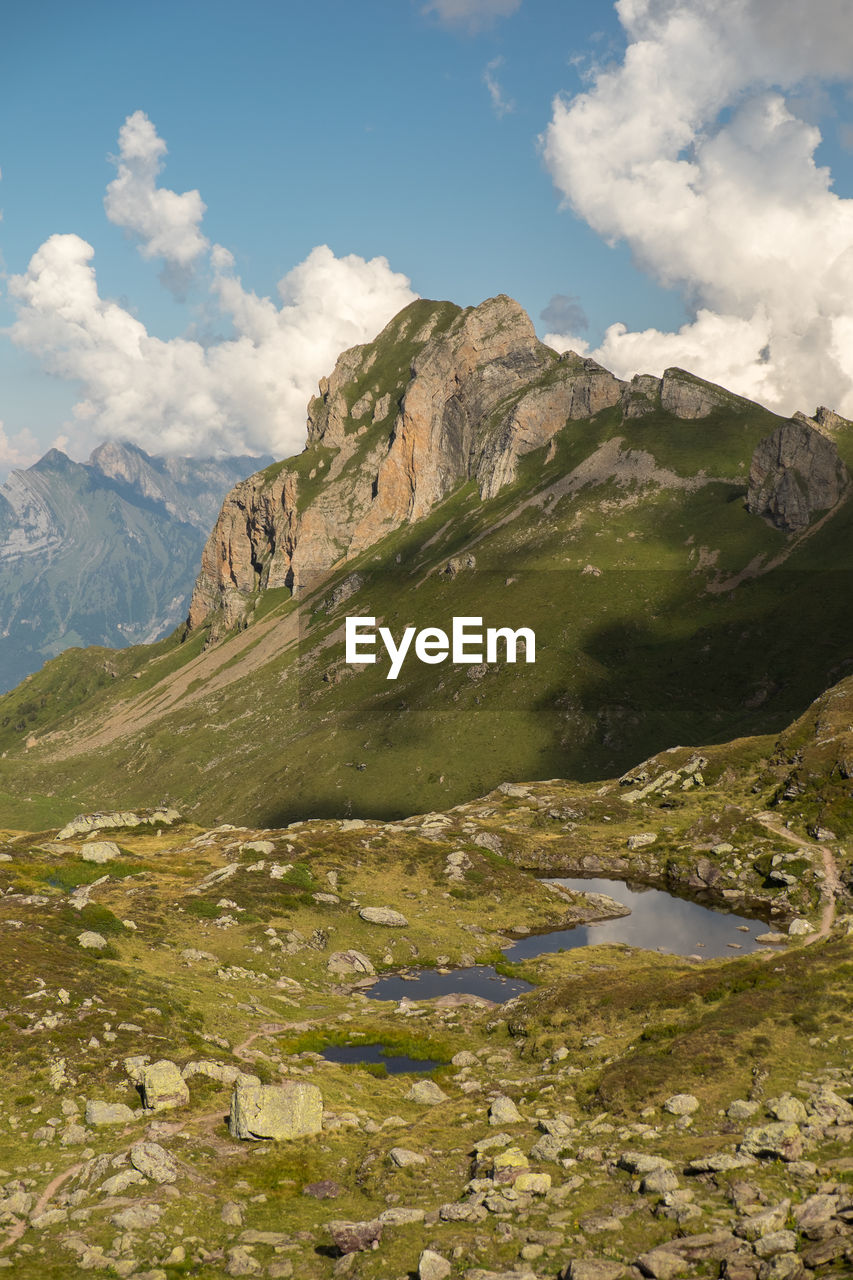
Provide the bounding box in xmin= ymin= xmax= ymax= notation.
xmin=189 ymin=294 xmax=850 ymax=634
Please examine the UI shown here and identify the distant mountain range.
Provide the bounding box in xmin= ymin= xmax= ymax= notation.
xmin=0 ymin=441 xmax=268 ymax=692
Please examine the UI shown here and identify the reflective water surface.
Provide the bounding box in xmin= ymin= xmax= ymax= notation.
xmin=504 ymin=877 xmax=770 ymax=961
xmin=320 ymin=1042 xmax=440 ymax=1073
xmin=365 ymin=876 xmax=774 ymax=1006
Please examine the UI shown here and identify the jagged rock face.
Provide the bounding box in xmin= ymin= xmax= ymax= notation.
xmin=185 ymin=297 xmax=776 ymax=634
xmin=660 ymin=368 xmax=732 ymax=418
xmin=747 ymin=419 xmax=849 ymax=532
xmin=188 ymin=296 xmax=632 ymax=630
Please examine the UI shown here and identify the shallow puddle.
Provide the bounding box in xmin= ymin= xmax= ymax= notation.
xmin=320 ymin=1042 xmax=441 ymax=1073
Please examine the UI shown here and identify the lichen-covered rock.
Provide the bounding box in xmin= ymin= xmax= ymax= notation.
xmin=488 ymin=1094 xmax=523 ymax=1125
xmin=80 ymin=841 xmax=121 ymax=863
xmin=140 ymin=1060 xmax=190 ymax=1111
xmin=129 ymin=1141 xmax=179 ymax=1184
xmin=229 ymin=1078 xmax=323 ymax=1140
xmin=77 ymin=931 xmax=108 ymax=950
xmin=747 ymin=419 xmax=848 ymax=532
xmin=84 ymin=1100 xmax=136 ymax=1126
xmin=406 ymin=1079 xmax=449 ymax=1105
xmin=358 ymin=906 xmax=408 ymax=927
xmin=739 ymin=1122 xmax=804 ymax=1162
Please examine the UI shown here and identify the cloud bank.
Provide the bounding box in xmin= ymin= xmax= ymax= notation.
xmin=8 ymin=114 xmax=417 ymax=461
xmin=542 ymin=0 xmax=853 ymax=416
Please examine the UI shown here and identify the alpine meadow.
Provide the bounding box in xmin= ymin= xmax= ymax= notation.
xmin=0 ymin=4 xmax=852 ymax=1280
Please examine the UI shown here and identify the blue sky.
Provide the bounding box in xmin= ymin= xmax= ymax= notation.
xmin=2 ymin=0 xmax=853 ymax=472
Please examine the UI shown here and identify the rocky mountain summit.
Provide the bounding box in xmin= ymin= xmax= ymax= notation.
xmin=188 ymin=295 xmax=850 ymax=637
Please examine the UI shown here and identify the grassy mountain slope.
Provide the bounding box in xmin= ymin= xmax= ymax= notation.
xmin=0 ymin=299 xmax=852 ymax=828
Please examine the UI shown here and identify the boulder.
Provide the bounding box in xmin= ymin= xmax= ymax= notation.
xmin=80 ymin=841 xmax=121 ymax=863
xmin=85 ymin=1100 xmax=135 ymax=1126
xmin=740 ymin=1122 xmax=804 ymax=1162
xmin=664 ymin=1093 xmax=699 ymax=1116
xmin=766 ymin=1095 xmax=807 ymax=1124
xmin=140 ymin=1060 xmax=190 ymax=1111
xmin=635 ymin=1251 xmax=685 ymax=1279
xmin=77 ymin=931 xmax=108 ymax=950
xmin=489 ymin=1094 xmax=523 ymax=1125
xmin=406 ymin=1079 xmax=448 ymax=1105
xmin=229 ymin=1079 xmax=323 ymax=1140
xmin=129 ymin=1141 xmax=179 ymax=1184
xmin=560 ymin=1262 xmax=628 ymax=1280
xmin=327 ymin=1218 xmax=383 ymax=1254
xmin=419 ymin=1250 xmax=451 ymax=1280
xmin=388 ymin=1147 xmax=426 ymax=1167
xmin=359 ymin=906 xmax=408 ymax=927
xmin=326 ymin=950 xmax=376 ymax=976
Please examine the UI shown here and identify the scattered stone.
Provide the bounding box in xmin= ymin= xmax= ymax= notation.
xmin=419 ymin=1249 xmax=451 ymax=1280
xmin=788 ymin=919 xmax=814 ymax=936
xmin=327 ymin=1218 xmax=383 ymax=1254
xmin=242 ymin=840 xmax=275 ymax=854
xmin=110 ymin=1202 xmax=162 ymax=1231
xmin=560 ymin=1262 xmax=628 ymax=1280
xmin=389 ymin=1147 xmax=426 ymax=1167
xmin=101 ymin=1168 xmax=147 ymax=1194
xmin=80 ymin=841 xmax=122 ymax=863
xmin=489 ymin=1095 xmax=522 ymax=1125
xmin=740 ymin=1123 xmax=804 ymax=1162
xmin=140 ymin=1060 xmax=190 ymax=1112
xmin=635 ymin=1251 xmax=685 ymax=1279
xmin=727 ymin=1100 xmax=760 ymax=1121
xmin=406 ymin=1079 xmax=448 ymax=1105
xmin=129 ymin=1142 xmax=178 ymax=1184
xmin=627 ymin=833 xmax=657 ymax=850
xmin=77 ymin=931 xmax=108 ymax=950
xmin=766 ymin=1095 xmax=807 ymax=1124
xmin=327 ymin=950 xmax=376 ymax=976
xmin=452 ymin=1050 xmax=478 ymax=1067
xmin=359 ymin=906 xmax=408 ymax=927
xmin=753 ymin=1230 xmax=798 ymax=1258
xmin=221 ymin=1201 xmax=245 ymax=1226
xmin=229 ymin=1078 xmax=323 ymax=1140
xmin=303 ymin=1180 xmax=343 ymax=1200
xmin=379 ymin=1206 xmax=425 ymax=1224
xmin=664 ymin=1093 xmax=699 ymax=1116
xmin=684 ymin=1153 xmax=753 ymax=1174
xmin=641 ymin=1167 xmax=680 ymax=1194
xmin=85 ymin=1100 xmax=135 ymax=1126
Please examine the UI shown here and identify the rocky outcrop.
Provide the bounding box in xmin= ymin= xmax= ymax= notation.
xmin=747 ymin=419 xmax=849 ymax=532
xmin=660 ymin=368 xmax=735 ymax=418
xmin=188 ymin=297 xmax=631 ymax=631
xmin=229 ymin=1078 xmax=323 ymax=1140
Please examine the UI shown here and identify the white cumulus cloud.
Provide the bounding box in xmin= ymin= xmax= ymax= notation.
xmin=7 ymin=115 xmax=417 ymax=461
xmin=542 ymin=0 xmax=853 ymax=416
xmin=104 ymin=110 xmax=209 ymax=280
